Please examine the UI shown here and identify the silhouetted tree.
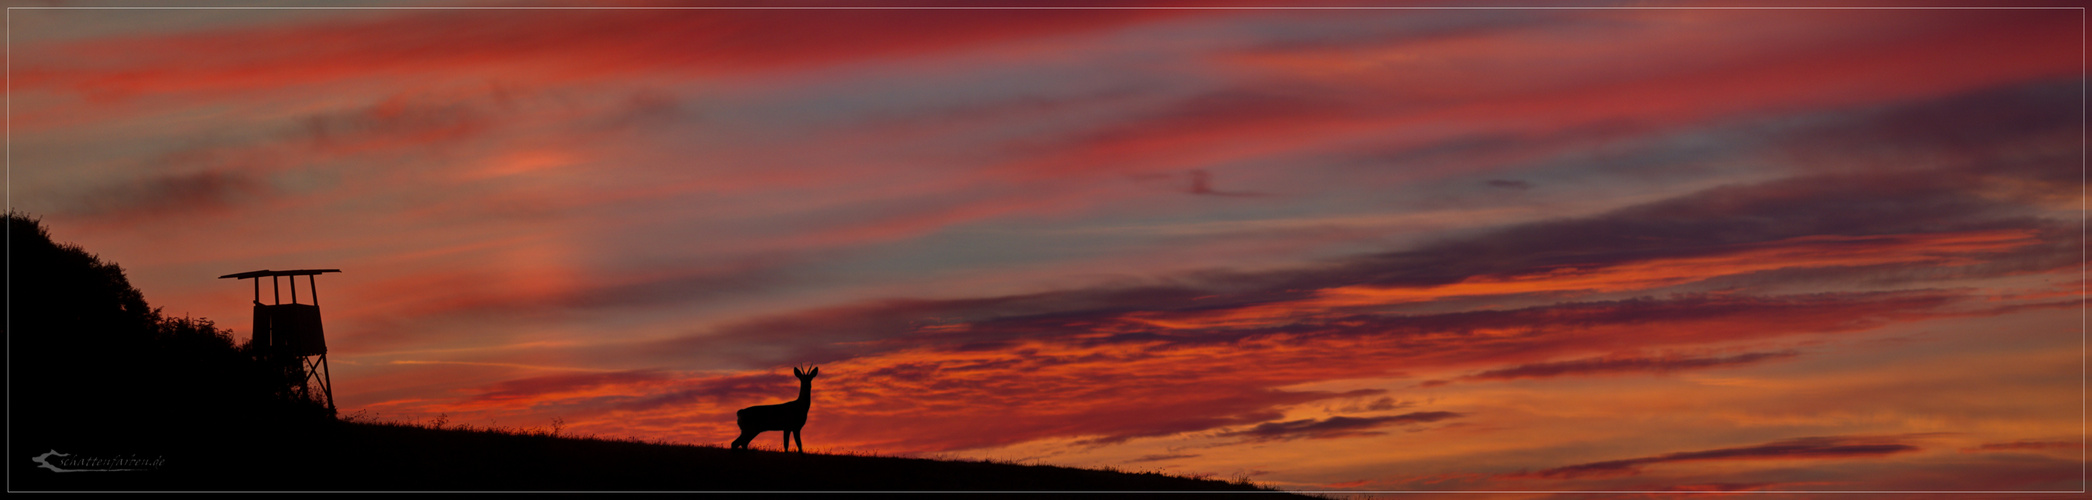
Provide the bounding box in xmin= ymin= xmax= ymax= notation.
xmin=8 ymin=212 xmax=326 ymax=460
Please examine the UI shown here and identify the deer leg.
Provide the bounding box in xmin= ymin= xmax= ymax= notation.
xmin=732 ymin=429 xmax=758 ymax=450
xmin=794 ymin=430 xmax=804 ymax=453
xmin=782 ymin=431 xmax=791 ymax=451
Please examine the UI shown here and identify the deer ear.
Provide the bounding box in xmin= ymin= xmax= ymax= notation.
xmin=810 ymin=367 xmax=819 ymax=377
xmin=793 ymin=367 xmax=803 ymax=377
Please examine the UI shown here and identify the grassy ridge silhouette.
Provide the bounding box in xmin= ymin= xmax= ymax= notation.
xmin=7 ymin=212 xmax=1302 ymax=494
xmin=27 ymin=414 xmax=1298 ymax=492
xmin=191 ymin=415 xmax=1290 ymax=491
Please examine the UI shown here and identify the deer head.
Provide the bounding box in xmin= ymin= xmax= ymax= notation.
xmin=793 ymin=366 xmax=820 ymax=381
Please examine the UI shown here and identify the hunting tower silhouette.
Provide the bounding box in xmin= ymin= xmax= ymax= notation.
xmin=220 ymin=269 xmax=340 ymax=414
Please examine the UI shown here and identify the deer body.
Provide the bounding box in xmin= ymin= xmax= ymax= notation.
xmin=732 ymin=366 xmax=818 ymax=452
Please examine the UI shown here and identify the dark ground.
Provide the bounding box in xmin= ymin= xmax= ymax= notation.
xmin=14 ymin=420 xmax=1309 ymax=495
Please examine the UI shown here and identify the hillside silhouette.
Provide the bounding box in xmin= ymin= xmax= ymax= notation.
xmin=25 ymin=418 xmax=1297 ymax=493
xmin=7 ymin=212 xmax=1304 ymax=494
xmin=9 ymin=212 xmax=332 ymax=471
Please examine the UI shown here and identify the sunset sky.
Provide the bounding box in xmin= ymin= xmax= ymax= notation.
xmin=9 ymin=2 xmax=2084 ymax=493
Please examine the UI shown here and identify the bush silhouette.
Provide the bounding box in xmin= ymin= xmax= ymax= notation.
xmin=8 ymin=212 xmax=327 ymax=460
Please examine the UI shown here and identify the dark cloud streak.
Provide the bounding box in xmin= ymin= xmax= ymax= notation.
xmin=1520 ymin=436 xmax=1921 ymax=479
xmin=1220 ymin=412 xmax=1464 ymax=442
xmin=67 ymin=170 xmax=274 ymax=219
xmin=1460 ymin=351 xmax=1801 ymax=382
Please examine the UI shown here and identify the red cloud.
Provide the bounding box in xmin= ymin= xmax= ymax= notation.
xmin=375 ymin=286 xmax=2049 ymax=454
xmin=13 ymin=9 xmax=1198 ymax=100
xmin=328 ymin=140 xmax=2078 ymax=454
xmin=41 ymin=10 xmax=2072 ymax=481
xmin=462 ymin=369 xmax=673 ymax=405
xmin=990 ymin=9 xmax=2077 ymax=181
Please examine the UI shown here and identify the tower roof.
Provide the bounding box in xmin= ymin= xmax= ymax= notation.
xmin=217 ymin=269 xmax=341 ymax=279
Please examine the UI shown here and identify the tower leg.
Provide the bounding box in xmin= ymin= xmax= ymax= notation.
xmin=302 ymin=355 xmax=336 ymax=414
xmin=318 ymin=354 xmax=336 ymax=414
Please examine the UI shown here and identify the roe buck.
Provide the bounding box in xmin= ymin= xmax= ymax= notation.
xmin=732 ymin=366 xmax=819 ymax=452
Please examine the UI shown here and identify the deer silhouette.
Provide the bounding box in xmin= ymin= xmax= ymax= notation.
xmin=731 ymin=366 xmax=819 ymax=453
